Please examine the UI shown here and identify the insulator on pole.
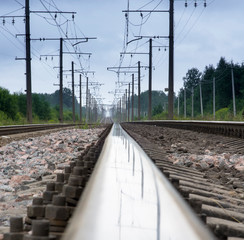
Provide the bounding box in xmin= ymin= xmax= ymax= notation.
xmin=185 ymin=0 xmax=188 ymax=7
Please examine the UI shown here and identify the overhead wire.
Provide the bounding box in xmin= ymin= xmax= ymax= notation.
xmin=39 ymin=0 xmax=85 ymax=72
xmin=118 ymin=0 xmax=164 ymax=75
xmin=137 ymin=0 xmax=157 ymax=10
xmin=14 ymin=0 xmax=24 ymax=7
xmin=0 ymin=6 xmax=24 ymax=17
xmin=176 ymin=4 xmax=206 ymax=45
xmin=175 ymin=6 xmax=196 ymax=42
xmin=0 ymin=0 xmax=93 ymax=96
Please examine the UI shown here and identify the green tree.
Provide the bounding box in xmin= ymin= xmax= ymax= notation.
xmin=0 ymin=87 xmax=18 ymax=120
xmin=152 ymin=104 xmax=163 ymax=116
xmin=32 ymin=94 xmax=51 ymax=120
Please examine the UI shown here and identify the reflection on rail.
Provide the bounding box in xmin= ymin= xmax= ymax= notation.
xmin=62 ymin=124 xmax=215 ymax=240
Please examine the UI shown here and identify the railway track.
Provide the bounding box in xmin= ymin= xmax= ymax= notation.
xmin=2 ymin=121 xmax=244 ymax=239
xmin=0 ymin=124 xmax=80 ymax=136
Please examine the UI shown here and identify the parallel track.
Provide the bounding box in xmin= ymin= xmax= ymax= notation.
xmin=0 ymin=123 xmax=97 ymax=136
xmin=134 ymin=120 xmax=244 ymax=138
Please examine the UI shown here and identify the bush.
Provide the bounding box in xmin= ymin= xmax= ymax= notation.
xmin=215 ymin=108 xmax=231 ymax=121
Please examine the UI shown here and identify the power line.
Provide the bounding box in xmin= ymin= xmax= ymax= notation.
xmin=176 ymin=6 xmax=205 ymax=45
xmin=14 ymin=0 xmax=24 ymax=7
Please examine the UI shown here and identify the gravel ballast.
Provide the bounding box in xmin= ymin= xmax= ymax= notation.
xmin=0 ymin=127 xmax=105 ymax=235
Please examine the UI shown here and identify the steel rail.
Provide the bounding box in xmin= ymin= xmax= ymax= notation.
xmin=129 ymin=120 xmax=244 ymax=138
xmin=0 ymin=123 xmax=94 ymax=136
xmin=62 ymin=124 xmax=215 ymax=240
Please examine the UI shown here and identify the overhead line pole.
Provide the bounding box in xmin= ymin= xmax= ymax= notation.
xmin=148 ymin=38 xmax=152 ymax=120
xmin=59 ymin=38 xmax=63 ymax=123
xmin=213 ymin=77 xmax=215 ymax=119
xmin=33 ymin=37 xmax=96 ymax=123
xmin=231 ymin=62 xmax=236 ymax=117
xmin=79 ymin=74 xmax=82 ymax=124
xmin=168 ymin=0 xmax=174 ymax=120
xmin=72 ymin=61 xmax=75 ymax=123
xmin=199 ymin=79 xmax=203 ymax=117
xmin=138 ymin=61 xmax=141 ymax=120
xmin=128 ymin=83 xmax=130 ymax=121
xmin=25 ymin=0 xmax=32 ymax=123
xmin=86 ymin=77 xmax=89 ymax=123
xmin=132 ymin=74 xmax=134 ymax=121
xmin=125 ymin=89 xmax=128 ymax=121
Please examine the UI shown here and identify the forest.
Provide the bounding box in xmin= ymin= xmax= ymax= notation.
xmin=176 ymin=57 xmax=244 ymax=120
xmin=0 ymin=88 xmax=83 ymax=124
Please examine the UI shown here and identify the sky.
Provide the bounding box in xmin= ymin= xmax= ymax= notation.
xmin=0 ymin=0 xmax=244 ymax=108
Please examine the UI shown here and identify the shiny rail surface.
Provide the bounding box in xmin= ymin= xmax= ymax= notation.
xmin=62 ymin=124 xmax=215 ymax=240
xmin=130 ymin=120 xmax=244 ymax=138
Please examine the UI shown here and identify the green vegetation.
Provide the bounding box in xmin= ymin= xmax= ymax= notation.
xmin=0 ymin=87 xmax=85 ymax=125
xmin=132 ymin=58 xmax=244 ymax=121
xmin=175 ymin=57 xmax=244 ymax=121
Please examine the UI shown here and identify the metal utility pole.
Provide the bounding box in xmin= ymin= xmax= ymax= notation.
xmin=213 ymin=77 xmax=215 ymax=119
xmin=125 ymin=89 xmax=128 ymax=122
xmin=25 ymin=0 xmax=32 ymax=123
xmin=191 ymin=87 xmax=194 ymax=118
xmin=168 ymin=0 xmax=174 ymax=120
xmin=89 ymin=90 xmax=91 ymax=123
xmin=184 ymin=80 xmax=186 ymax=118
xmin=59 ymin=38 xmax=63 ymax=123
xmin=199 ymin=80 xmax=203 ymax=117
xmin=148 ymin=38 xmax=152 ymax=120
xmin=79 ymin=74 xmax=82 ymax=124
xmin=132 ymin=74 xmax=134 ymax=121
xmin=128 ymin=83 xmax=130 ymax=121
xmin=36 ymin=37 xmax=95 ymax=123
xmin=119 ymin=99 xmax=122 ymax=122
xmin=138 ymin=61 xmax=141 ymax=120
xmin=86 ymin=77 xmax=89 ymax=123
xmin=231 ymin=63 xmax=236 ymax=117
xmin=71 ymin=61 xmax=75 ymax=123
xmin=177 ymin=96 xmax=180 ymax=116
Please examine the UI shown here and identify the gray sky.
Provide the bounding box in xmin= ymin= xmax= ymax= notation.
xmin=0 ymin=0 xmax=244 ymax=106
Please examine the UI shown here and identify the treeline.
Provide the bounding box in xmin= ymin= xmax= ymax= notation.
xmin=176 ymin=57 xmax=244 ymax=120
xmin=133 ymin=90 xmax=168 ymax=117
xmin=0 ymin=87 xmax=84 ymax=124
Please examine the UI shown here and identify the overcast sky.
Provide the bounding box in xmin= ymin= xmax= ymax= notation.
xmin=0 ymin=0 xmax=244 ymax=106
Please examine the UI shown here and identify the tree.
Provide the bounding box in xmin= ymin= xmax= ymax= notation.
xmin=184 ymin=68 xmax=202 ymax=90
xmin=152 ymin=104 xmax=163 ymax=116
xmin=32 ymin=94 xmax=51 ymax=120
xmin=0 ymin=87 xmax=18 ymax=120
